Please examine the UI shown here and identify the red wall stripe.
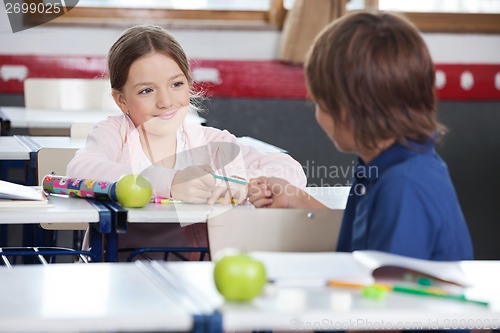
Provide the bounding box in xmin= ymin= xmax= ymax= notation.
xmin=0 ymin=55 xmax=499 ymax=100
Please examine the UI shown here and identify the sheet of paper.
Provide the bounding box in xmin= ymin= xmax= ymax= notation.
xmin=0 ymin=180 xmax=46 ymax=201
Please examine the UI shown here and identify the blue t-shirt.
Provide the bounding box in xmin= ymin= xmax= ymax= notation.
xmin=336 ymin=139 xmax=473 ymax=261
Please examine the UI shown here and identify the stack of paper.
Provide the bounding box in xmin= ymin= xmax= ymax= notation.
xmin=0 ymin=180 xmax=50 ymax=208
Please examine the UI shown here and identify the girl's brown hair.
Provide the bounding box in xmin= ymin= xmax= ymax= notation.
xmin=108 ymin=25 xmax=193 ymax=91
xmin=305 ymin=11 xmax=444 ymax=151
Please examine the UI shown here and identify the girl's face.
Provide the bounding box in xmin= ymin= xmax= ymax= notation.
xmin=315 ymin=103 xmax=356 ymax=154
xmin=112 ymin=52 xmax=190 ymax=136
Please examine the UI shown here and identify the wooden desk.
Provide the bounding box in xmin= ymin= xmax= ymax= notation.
xmin=0 ymin=261 xmax=202 ymax=333
xmin=162 ymin=260 xmax=500 ymax=331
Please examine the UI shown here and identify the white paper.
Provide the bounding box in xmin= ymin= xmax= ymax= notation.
xmin=250 ymin=251 xmax=374 ymax=285
xmin=0 ymin=180 xmax=46 ymax=201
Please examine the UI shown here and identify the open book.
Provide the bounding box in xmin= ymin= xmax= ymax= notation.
xmin=251 ymin=250 xmax=471 ymax=287
xmin=0 ymin=180 xmax=51 ymax=208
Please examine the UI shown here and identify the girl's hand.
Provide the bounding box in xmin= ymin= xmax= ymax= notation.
xmin=207 ymin=179 xmax=248 ymax=205
xmin=171 ymin=165 xmax=216 ymax=203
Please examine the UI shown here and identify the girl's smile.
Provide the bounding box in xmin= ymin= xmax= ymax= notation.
xmin=157 ymin=109 xmax=178 ymax=120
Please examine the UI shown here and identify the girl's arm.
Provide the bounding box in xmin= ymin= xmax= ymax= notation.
xmin=66 ymin=116 xmax=177 ymax=198
xmin=66 ymin=117 xmax=132 ymax=181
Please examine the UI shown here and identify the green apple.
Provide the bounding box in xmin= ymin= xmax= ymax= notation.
xmin=213 ymin=253 xmax=267 ymax=302
xmin=115 ymin=174 xmax=153 ymax=208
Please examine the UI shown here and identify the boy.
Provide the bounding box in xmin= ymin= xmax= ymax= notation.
xmin=248 ymin=12 xmax=473 ymax=261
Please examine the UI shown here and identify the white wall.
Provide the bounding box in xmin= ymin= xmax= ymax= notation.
xmin=1 ymin=8 xmax=499 ymax=63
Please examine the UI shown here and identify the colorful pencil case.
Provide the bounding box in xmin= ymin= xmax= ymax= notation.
xmin=42 ymin=175 xmax=117 ymax=201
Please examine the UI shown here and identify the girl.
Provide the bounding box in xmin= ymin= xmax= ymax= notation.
xmin=248 ymin=12 xmax=473 ymax=262
xmin=67 ymin=25 xmax=306 ymax=261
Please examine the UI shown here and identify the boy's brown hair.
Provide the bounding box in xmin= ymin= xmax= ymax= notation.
xmin=305 ymin=11 xmax=444 ymax=151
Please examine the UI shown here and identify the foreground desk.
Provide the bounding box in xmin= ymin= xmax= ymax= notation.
xmin=164 ymin=260 xmax=500 ymax=332
xmin=0 ymin=257 xmax=498 ymax=333
xmin=0 ymin=261 xmax=215 ymax=333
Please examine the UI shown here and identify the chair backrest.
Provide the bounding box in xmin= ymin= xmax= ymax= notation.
xmin=207 ymin=207 xmax=343 ymax=259
xmin=70 ymin=122 xmax=95 ymax=139
xmin=24 ymin=78 xmax=118 ymax=111
xmin=37 ymin=147 xmax=88 ymax=230
xmin=37 ymin=147 xmax=78 ymax=186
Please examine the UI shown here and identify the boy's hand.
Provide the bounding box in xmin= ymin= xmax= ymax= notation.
xmin=248 ymin=176 xmax=295 ymax=208
xmin=171 ymin=165 xmax=216 ymax=203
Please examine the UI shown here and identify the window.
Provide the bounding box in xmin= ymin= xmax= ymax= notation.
xmin=25 ymin=0 xmax=500 ymax=33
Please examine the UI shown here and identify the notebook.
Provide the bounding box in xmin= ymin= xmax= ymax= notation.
xmin=250 ymin=250 xmax=472 ymax=287
xmin=207 ymin=207 xmax=343 ymax=259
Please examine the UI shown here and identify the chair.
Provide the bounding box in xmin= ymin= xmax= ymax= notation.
xmin=23 ymin=78 xmax=118 ymax=136
xmin=0 ymin=247 xmax=97 ymax=267
xmin=206 ymin=207 xmax=343 ymax=259
xmin=1 ymin=147 xmax=95 ymax=264
xmin=32 ymin=147 xmax=88 ymax=259
xmin=24 ymin=78 xmax=118 ymax=111
xmin=37 ymin=147 xmax=88 ymax=231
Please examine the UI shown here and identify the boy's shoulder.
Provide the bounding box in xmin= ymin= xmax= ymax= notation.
xmin=379 ymin=149 xmax=453 ymax=197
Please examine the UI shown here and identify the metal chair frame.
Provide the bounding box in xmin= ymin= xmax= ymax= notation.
xmin=0 ymin=246 xmax=98 ymax=268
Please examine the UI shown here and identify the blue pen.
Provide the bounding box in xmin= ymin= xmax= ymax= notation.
xmin=212 ymin=173 xmax=248 ymax=185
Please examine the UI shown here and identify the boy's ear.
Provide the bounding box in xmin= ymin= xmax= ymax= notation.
xmin=111 ymin=89 xmax=128 ymax=115
xmin=339 ymin=108 xmax=351 ymax=128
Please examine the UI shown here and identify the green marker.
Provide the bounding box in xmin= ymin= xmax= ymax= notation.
xmin=392 ymin=285 xmax=489 ymax=307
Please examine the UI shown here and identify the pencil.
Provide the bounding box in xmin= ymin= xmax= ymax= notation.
xmin=212 ymin=173 xmax=248 ymax=185
xmin=328 ymin=280 xmax=390 ymax=290
xmin=152 ymin=197 xmax=183 ymax=204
